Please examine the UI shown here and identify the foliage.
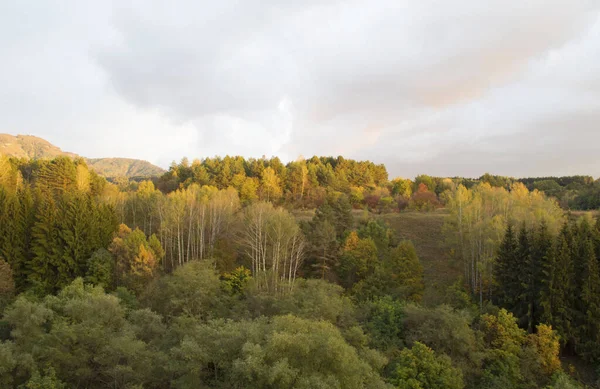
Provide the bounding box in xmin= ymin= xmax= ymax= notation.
xmin=0 ymin=155 xmax=597 ymax=388
xmin=444 ymin=182 xmax=564 ymax=306
xmin=390 ymin=342 xmax=464 ymax=389
xmin=353 ymin=241 xmax=424 ymax=303
xmin=110 ymin=224 xmax=163 ymax=293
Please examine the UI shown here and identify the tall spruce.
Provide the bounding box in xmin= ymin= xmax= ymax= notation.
xmin=549 ymin=231 xmax=575 ymax=347
xmin=577 ymin=239 xmax=600 ymax=361
xmin=0 ymin=188 xmax=27 ymax=290
xmin=494 ymin=222 xmax=518 ymax=308
xmin=29 ymin=189 xmax=61 ymax=294
xmin=529 ymin=221 xmax=552 ymax=332
xmin=514 ymin=223 xmax=531 ymax=328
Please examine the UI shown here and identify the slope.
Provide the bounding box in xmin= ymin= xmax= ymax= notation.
xmin=380 ymin=209 xmax=461 ymax=306
xmin=0 ymin=133 xmax=164 ymax=178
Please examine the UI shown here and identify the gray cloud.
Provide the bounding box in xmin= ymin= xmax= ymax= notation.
xmin=1 ymin=0 xmax=599 ymax=177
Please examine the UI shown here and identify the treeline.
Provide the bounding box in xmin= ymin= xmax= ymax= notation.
xmin=495 ymin=218 xmax=600 ymax=363
xmin=152 ymin=156 xmax=453 ymax=212
xmin=479 ymin=173 xmax=598 ymax=210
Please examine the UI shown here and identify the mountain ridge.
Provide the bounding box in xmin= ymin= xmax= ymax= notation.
xmin=0 ymin=133 xmax=165 ymax=178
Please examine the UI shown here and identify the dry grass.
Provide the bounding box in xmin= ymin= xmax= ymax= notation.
xmin=379 ymin=209 xmax=461 ymax=305
xmin=293 ymin=207 xmax=463 ymax=305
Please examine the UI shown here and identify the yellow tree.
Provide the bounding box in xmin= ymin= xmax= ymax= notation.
xmin=75 ymin=164 xmax=90 ymax=193
xmin=260 ymin=167 xmax=282 ymax=202
xmin=445 ymin=183 xmax=564 ymax=306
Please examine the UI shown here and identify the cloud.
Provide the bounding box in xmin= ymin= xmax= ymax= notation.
xmin=0 ymin=0 xmax=599 ymax=177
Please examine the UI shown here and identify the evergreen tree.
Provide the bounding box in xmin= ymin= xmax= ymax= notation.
xmin=527 ymin=221 xmax=552 ymax=332
xmin=577 ymin=239 xmax=600 ymax=361
xmin=546 ymin=234 xmax=575 ymax=346
xmin=304 ymin=219 xmax=338 ymax=280
xmin=494 ymin=222 xmax=518 ymax=308
xmin=514 ymin=223 xmax=531 ymax=328
xmin=56 ymin=193 xmax=94 ymax=286
xmin=570 ymin=219 xmax=594 ymax=341
xmin=0 ymin=188 xmax=27 ymax=291
xmin=29 ymin=189 xmax=61 ymax=294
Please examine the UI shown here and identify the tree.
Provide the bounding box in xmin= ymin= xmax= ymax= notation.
xmin=259 ymin=167 xmax=282 ymax=202
xmin=391 ymin=342 xmax=464 ymax=389
xmin=0 ymin=259 xmax=15 ymax=308
xmin=577 ymin=239 xmax=600 ymax=361
xmin=304 ymin=218 xmax=338 ymax=280
xmin=445 ymin=182 xmax=563 ymax=306
xmin=142 ymin=260 xmax=223 ymax=319
xmin=364 ymin=296 xmax=405 ymax=351
xmin=84 ymin=248 xmax=114 ymax=289
xmin=409 ymin=183 xmax=440 ymax=211
xmin=240 ymin=202 xmax=306 ymax=293
xmin=239 ymin=177 xmax=259 ymax=205
xmin=337 ymin=232 xmax=377 ymax=289
xmin=171 ymin=315 xmax=388 ymax=389
xmin=110 ymin=224 xmax=163 ymax=293
xmin=547 ymin=232 xmax=575 ymax=345
xmin=354 ymin=241 xmax=424 ymax=303
xmin=2 ymin=279 xmax=160 ymax=388
xmin=494 ymin=222 xmax=518 ymax=308
xmin=526 ymin=324 xmax=561 ymax=377
xmin=23 ymin=368 xmax=67 ymax=389
xmin=0 ymin=188 xmax=28 ymax=291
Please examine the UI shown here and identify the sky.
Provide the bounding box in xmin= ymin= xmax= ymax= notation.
xmin=1 ymin=1 xmax=599 ymax=179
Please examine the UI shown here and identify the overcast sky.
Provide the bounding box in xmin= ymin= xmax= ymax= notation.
xmin=1 ymin=1 xmax=599 ymax=178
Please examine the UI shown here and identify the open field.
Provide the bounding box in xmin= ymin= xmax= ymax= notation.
xmin=293 ymin=208 xmax=461 ymax=305
xmin=379 ymin=209 xmax=461 ymax=305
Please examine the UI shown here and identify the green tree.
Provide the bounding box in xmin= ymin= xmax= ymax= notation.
xmin=337 ymin=232 xmax=377 ymax=289
xmin=577 ymin=239 xmax=600 ymax=361
xmin=84 ymin=248 xmax=114 ymax=289
xmin=494 ymin=222 xmax=518 ymax=308
xmin=23 ymin=368 xmax=67 ymax=389
xmin=391 ymin=342 xmax=464 ymax=389
xmin=354 ymin=241 xmax=424 ymax=303
xmin=142 ymin=260 xmax=223 ymax=320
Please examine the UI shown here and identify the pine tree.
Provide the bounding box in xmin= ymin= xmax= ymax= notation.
xmin=29 ymin=189 xmax=61 ymax=294
xmin=56 ymin=193 xmax=94 ymax=287
xmin=547 ymin=234 xmax=575 ymax=347
xmin=528 ymin=221 xmax=552 ymax=332
xmin=514 ymin=223 xmax=531 ymax=328
xmin=570 ymin=219 xmax=594 ymax=339
xmin=577 ymin=239 xmax=600 ymax=361
xmin=0 ymin=188 xmax=28 ymax=290
xmin=306 ymin=220 xmax=338 ymax=280
xmin=494 ymin=222 xmax=518 ymax=308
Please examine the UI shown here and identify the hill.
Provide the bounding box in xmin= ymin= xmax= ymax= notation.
xmin=85 ymin=158 xmax=165 ymax=179
xmin=380 ymin=209 xmax=460 ymax=306
xmin=293 ymin=208 xmax=461 ymax=306
xmin=0 ymin=134 xmax=77 ymax=159
xmin=0 ymin=133 xmax=164 ymax=178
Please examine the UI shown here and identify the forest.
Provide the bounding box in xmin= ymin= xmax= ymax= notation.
xmin=0 ymin=154 xmax=599 ymax=388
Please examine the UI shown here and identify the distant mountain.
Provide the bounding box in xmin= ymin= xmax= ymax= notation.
xmin=85 ymin=158 xmax=165 ymax=179
xmin=0 ymin=134 xmax=77 ymax=159
xmin=0 ymin=134 xmax=165 ymax=178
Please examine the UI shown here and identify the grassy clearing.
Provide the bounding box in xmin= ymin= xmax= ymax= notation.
xmin=293 ymin=207 xmax=462 ymax=305
xmin=379 ymin=209 xmax=461 ymax=305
